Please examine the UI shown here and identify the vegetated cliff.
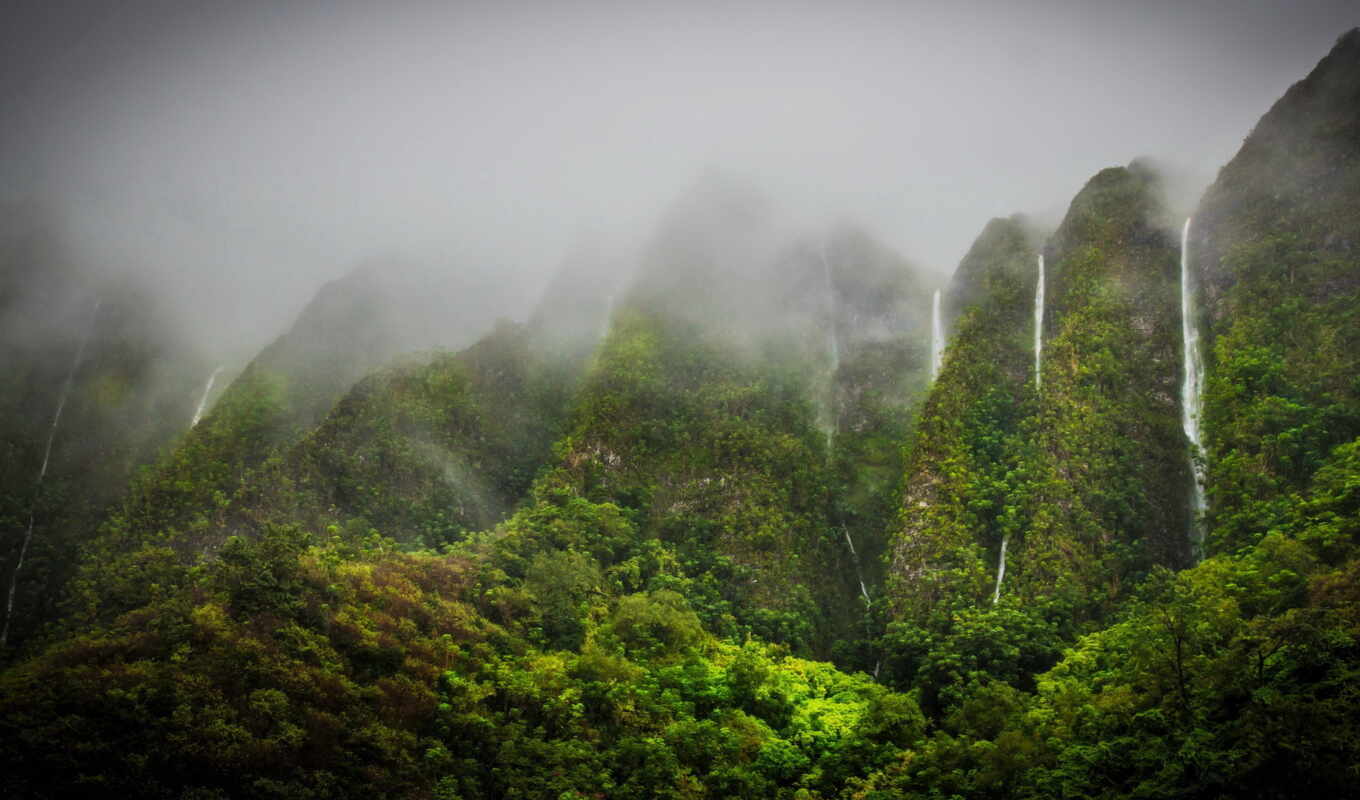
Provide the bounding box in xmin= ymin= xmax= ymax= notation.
xmin=889 ymin=215 xmax=1039 ymax=620
xmin=891 ymin=160 xmax=1190 ymax=621
xmin=0 ymin=219 xmax=211 ymax=654
xmin=879 ymin=164 xmax=1196 ymax=721
xmin=1 ymin=183 xmax=949 ymax=799
xmin=485 ymin=176 xmax=937 ymax=657
xmin=66 ymin=318 xmax=580 ymax=631
xmin=861 ymin=34 xmax=1360 ymax=799
xmin=1024 ymin=160 xmax=1192 ymax=605
xmin=815 ymin=227 xmax=933 ymax=626
xmin=92 ymin=261 xmax=521 ymax=563
xmin=7 ymin=30 xmax=1360 ymax=797
xmin=1193 ymin=27 xmax=1360 ymax=554
xmin=231 ymin=321 xmax=573 ymax=551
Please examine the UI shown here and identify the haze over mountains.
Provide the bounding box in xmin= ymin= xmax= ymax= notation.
xmin=2 ymin=0 xmax=1356 ymax=357
xmin=3 ymin=5 xmax=1360 ymax=799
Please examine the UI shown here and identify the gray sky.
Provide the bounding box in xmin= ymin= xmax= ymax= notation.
xmin=2 ymin=0 xmax=1355 ymax=356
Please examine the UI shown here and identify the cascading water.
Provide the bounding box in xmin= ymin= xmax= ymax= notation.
xmin=841 ymin=527 xmax=871 ymax=605
xmin=991 ymin=536 xmax=1009 ymax=604
xmin=819 ymin=240 xmax=842 ymax=447
xmin=1034 ymin=254 xmax=1046 ymax=390
xmin=820 ymin=240 xmax=840 ymax=374
xmin=1180 ymin=217 xmax=1208 ymax=551
xmin=600 ymin=294 xmax=616 ymax=341
xmin=191 ymin=366 xmax=225 ymax=427
xmin=930 ymin=289 xmax=943 ymax=380
xmin=3 ymin=299 xmax=99 ymax=648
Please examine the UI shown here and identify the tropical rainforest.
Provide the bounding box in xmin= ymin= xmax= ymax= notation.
xmin=2 ymin=26 xmax=1359 ymax=800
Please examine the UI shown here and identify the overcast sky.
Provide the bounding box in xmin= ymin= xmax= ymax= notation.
xmin=2 ymin=0 xmax=1355 ymax=355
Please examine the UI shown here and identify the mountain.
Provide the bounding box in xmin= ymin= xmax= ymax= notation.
xmin=889 ymin=161 xmax=1190 ymax=652
xmin=64 ymin=302 xmax=582 ymax=632
xmin=888 ymin=216 xmax=1039 ymax=617
xmin=3 ymin=29 xmax=1360 ymax=800
xmin=0 ymin=216 xmax=212 ymax=650
xmin=479 ymin=180 xmax=935 ymax=656
xmin=1194 ymin=27 xmax=1360 ymax=556
xmin=1027 ymin=160 xmax=1191 ymax=592
xmin=862 ymin=30 xmax=1360 ymax=799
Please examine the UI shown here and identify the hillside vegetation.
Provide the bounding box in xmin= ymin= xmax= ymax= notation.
xmin=2 ymin=28 xmax=1359 ymax=800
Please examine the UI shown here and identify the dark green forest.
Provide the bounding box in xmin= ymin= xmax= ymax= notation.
xmin=2 ymin=28 xmax=1359 ymax=800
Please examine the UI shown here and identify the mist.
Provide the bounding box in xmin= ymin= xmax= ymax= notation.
xmin=2 ymin=0 xmax=1355 ymax=358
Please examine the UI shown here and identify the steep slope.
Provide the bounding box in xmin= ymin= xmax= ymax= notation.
xmin=499 ymin=307 xmax=837 ymax=649
xmin=3 ymin=177 xmax=946 ymax=793
xmin=468 ymin=179 xmax=935 ymax=657
xmin=1025 ymin=161 xmax=1192 ymax=602
xmin=67 ymin=319 xmax=575 ymax=628
xmin=1193 ymin=27 xmax=1360 ymax=555
xmin=882 ymin=165 xmax=1192 ymax=714
xmin=194 ymin=261 xmax=516 ymax=472
xmin=113 ymin=262 xmax=518 ymax=542
xmin=0 ymin=219 xmax=211 ymax=653
xmin=889 ymin=216 xmax=1039 ymax=619
xmin=861 ymin=32 xmax=1360 ymax=799
xmin=526 ymin=240 xmax=630 ymax=370
xmin=61 ymin=263 xmax=523 ymax=615
xmin=234 ymin=321 xmax=573 ymax=550
xmin=816 ymin=228 xmax=933 ymax=619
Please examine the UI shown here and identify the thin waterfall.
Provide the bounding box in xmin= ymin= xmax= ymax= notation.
xmin=599 ymin=294 xmax=616 ymax=341
xmin=191 ymin=366 xmax=225 ymax=427
xmin=819 ymin=240 xmax=841 ymax=445
xmin=3 ymin=299 xmax=99 ymax=648
xmin=991 ymin=536 xmax=1009 ymax=604
xmin=819 ymin=240 xmax=840 ymax=374
xmin=841 ymin=527 xmax=871 ymax=605
xmin=1180 ymin=217 xmax=1208 ymax=551
xmin=930 ymin=289 xmax=943 ymax=380
xmin=1034 ymin=254 xmax=1046 ymax=390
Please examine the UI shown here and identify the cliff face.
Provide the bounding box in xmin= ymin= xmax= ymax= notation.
xmin=226 ymin=321 xmax=571 ymax=550
xmin=1195 ymin=28 xmax=1360 ymax=323
xmin=1029 ymin=162 xmax=1191 ymax=594
xmin=7 ymin=28 xmax=1360 ymax=800
xmin=889 ymin=216 xmax=1038 ymax=618
xmin=1192 ymin=29 xmax=1360 ymax=555
xmin=0 ymin=223 xmax=211 ymax=652
xmin=514 ymin=202 xmax=934 ymax=655
xmin=207 ymin=260 xmax=517 ymax=459
xmin=889 ymin=163 xmax=1192 ymax=627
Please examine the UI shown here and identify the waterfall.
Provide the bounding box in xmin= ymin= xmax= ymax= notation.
xmin=191 ymin=366 xmax=225 ymax=427
xmin=841 ymin=527 xmax=871 ymax=605
xmin=3 ymin=299 xmax=99 ymax=648
xmin=1180 ymin=217 xmax=1208 ymax=551
xmin=1034 ymin=254 xmax=1046 ymax=390
xmin=930 ymin=289 xmax=943 ymax=380
xmin=600 ymin=294 xmax=616 ymax=341
xmin=819 ymin=240 xmax=841 ymax=445
xmin=819 ymin=241 xmax=840 ymax=374
xmin=991 ymin=535 xmax=1009 ymax=604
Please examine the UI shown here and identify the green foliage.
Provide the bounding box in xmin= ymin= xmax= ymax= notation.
xmin=498 ymin=308 xmax=839 ymax=654
xmin=8 ymin=34 xmax=1360 ymax=799
xmin=2 ymin=527 xmax=932 ymax=799
xmin=1196 ymin=30 xmax=1360 ymax=555
xmin=0 ymin=260 xmax=222 ymax=654
xmin=66 ymin=322 xmax=572 ymax=631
